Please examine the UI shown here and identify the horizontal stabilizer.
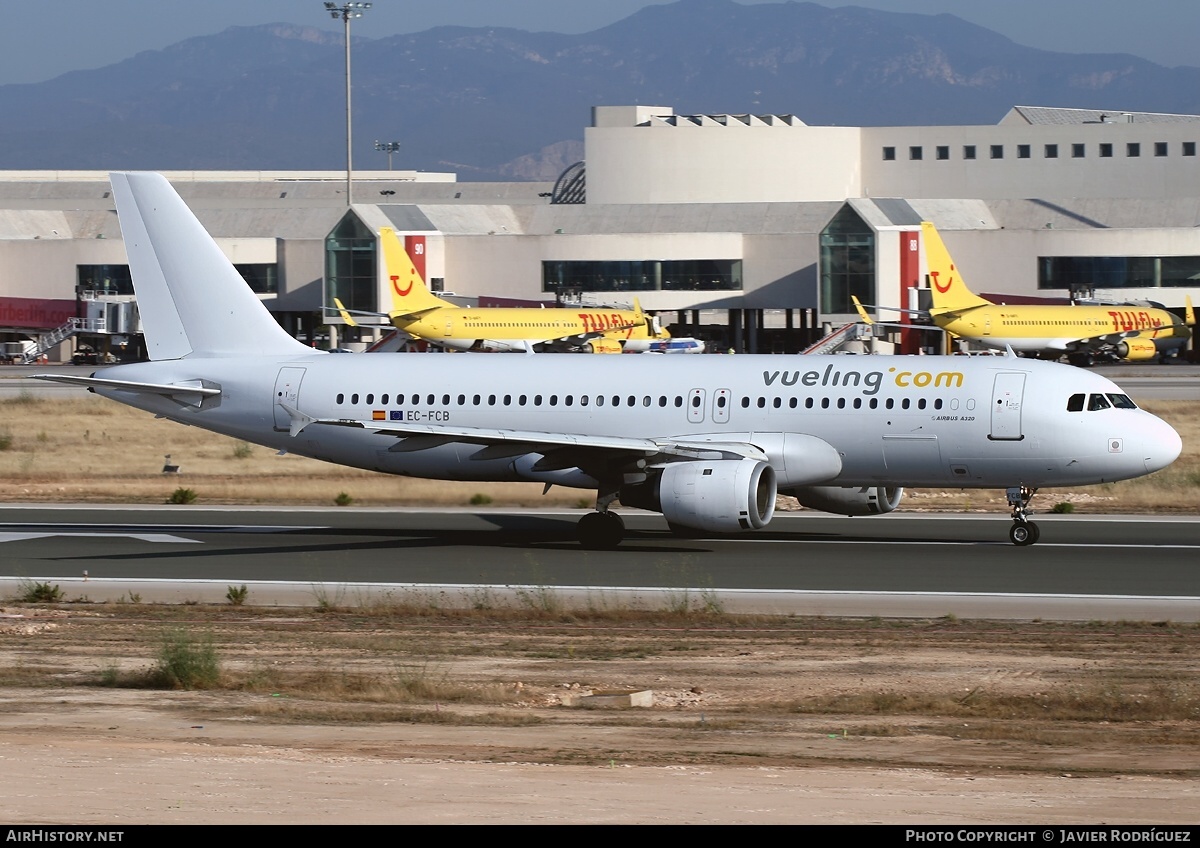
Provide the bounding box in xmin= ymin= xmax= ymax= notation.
xmin=28 ymin=374 xmax=221 ymax=408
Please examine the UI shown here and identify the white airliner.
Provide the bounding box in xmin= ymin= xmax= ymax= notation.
xmin=33 ymin=173 xmax=1182 ymax=548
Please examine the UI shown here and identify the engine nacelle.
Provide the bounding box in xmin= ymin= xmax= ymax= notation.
xmin=783 ymin=485 xmax=904 ymax=516
xmin=585 ymin=338 xmax=624 ymax=354
xmin=620 ymin=459 xmax=777 ymax=533
xmin=1115 ymin=337 xmax=1158 ymax=361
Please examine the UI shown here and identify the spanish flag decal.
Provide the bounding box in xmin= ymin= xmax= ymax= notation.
xmin=372 ymin=410 xmax=385 ymax=421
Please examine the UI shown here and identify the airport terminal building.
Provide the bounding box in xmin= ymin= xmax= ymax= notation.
xmin=2 ymin=103 xmax=1200 ymax=361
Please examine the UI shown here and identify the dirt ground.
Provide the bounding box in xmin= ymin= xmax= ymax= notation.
xmin=1 ymin=605 xmax=1198 ymax=824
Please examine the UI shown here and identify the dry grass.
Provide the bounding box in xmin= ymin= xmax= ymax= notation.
xmin=4 ymin=605 xmax=1200 ymax=771
xmin=0 ymin=393 xmax=1196 ymax=512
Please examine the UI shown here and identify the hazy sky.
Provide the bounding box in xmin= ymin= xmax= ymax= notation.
xmin=2 ymin=0 xmax=1198 ymax=85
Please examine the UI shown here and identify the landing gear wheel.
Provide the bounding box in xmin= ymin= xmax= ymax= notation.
xmin=577 ymin=511 xmax=624 ymax=550
xmin=1009 ymin=521 xmax=1040 ymax=546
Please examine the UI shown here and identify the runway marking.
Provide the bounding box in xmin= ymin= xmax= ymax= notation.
xmin=0 ymin=532 xmax=201 ymax=545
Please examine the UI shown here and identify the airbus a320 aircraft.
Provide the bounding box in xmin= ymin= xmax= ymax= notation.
xmin=35 ymin=174 xmax=1182 ymax=548
xmin=336 ymin=227 xmax=680 ymax=354
xmin=922 ymin=222 xmax=1193 ymax=365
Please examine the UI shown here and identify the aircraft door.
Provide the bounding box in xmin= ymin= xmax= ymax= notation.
xmin=687 ymin=388 xmax=706 ymax=423
xmin=711 ymin=388 xmax=731 ymax=424
xmin=273 ymin=367 xmax=306 ymax=432
xmin=989 ymin=372 xmax=1025 ymax=441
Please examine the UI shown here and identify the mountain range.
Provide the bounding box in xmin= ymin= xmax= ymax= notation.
xmin=3 ymin=0 xmax=1199 ymax=180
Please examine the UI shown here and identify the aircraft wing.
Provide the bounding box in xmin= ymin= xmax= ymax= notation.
xmin=280 ymin=404 xmax=766 ymax=462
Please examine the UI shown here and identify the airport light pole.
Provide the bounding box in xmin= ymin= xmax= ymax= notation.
xmin=375 ymin=139 xmax=400 ymax=170
xmin=324 ymin=2 xmax=371 ymax=206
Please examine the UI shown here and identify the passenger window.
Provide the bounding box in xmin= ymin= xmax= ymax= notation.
xmin=442 ymin=394 xmax=450 ymax=405
xmin=805 ymin=398 xmax=814 ymax=409
xmin=381 ymin=394 xmax=389 ymax=405
xmin=773 ymin=397 xmax=781 ymax=408
xmin=564 ymin=395 xmax=573 ymax=407
xmin=534 ymin=395 xmax=542 ymax=406
xmin=901 ymin=398 xmax=910 ymax=410
xmin=596 ymin=396 xmax=604 ymax=407
xmin=351 ymin=393 xmax=359 ymax=404
xmin=1088 ymin=394 xmax=1111 ymax=411
xmin=366 ymin=394 xmax=374 ymax=404
xmin=658 ymin=396 xmax=667 ymax=407
xmin=627 ymin=396 xmax=636 ymax=407
xmin=580 ymin=395 xmax=589 ymax=407
xmin=821 ymin=398 xmax=830 ymax=409
xmin=853 ymin=398 xmax=862 ymax=409
xmin=1067 ymin=393 xmax=1085 ymax=412
xmin=472 ymin=394 xmax=481 ymax=405
xmin=885 ymin=398 xmax=894 ymax=409
xmin=549 ymin=395 xmax=558 ymax=406
xmin=411 ymin=394 xmax=419 ymax=405
xmin=426 ymin=394 xmax=434 ymax=405
xmin=642 ymin=396 xmax=651 ymax=407
xmin=336 ymin=393 xmax=344 ymax=404
xmin=674 ymin=396 xmax=683 ymax=407
xmin=837 ymin=398 xmax=846 ymax=409
xmin=504 ymin=394 xmax=512 ymax=405
xmin=757 ymin=397 xmax=766 ymax=408
xmin=741 ymin=397 xmax=750 ymax=408
xmin=692 ymin=395 xmax=703 ymax=408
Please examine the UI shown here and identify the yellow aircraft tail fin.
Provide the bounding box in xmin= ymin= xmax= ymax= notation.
xmin=332 ymin=297 xmax=359 ymax=328
xmin=921 ymin=222 xmax=991 ymax=314
xmin=850 ymin=295 xmax=874 ymax=325
xmin=1186 ymin=295 xmax=1195 ymax=327
xmin=381 ymin=227 xmax=450 ymax=318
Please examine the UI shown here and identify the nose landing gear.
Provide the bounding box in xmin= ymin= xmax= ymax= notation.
xmin=1006 ymin=485 xmax=1040 ymax=546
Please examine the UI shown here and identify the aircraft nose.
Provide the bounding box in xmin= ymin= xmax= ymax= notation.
xmin=1141 ymin=415 xmax=1183 ymax=474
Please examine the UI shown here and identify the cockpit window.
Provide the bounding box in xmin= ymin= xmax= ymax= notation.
xmin=1067 ymin=393 xmax=1085 ymax=412
xmin=1088 ymin=393 xmax=1111 ymax=411
xmin=1106 ymin=393 xmax=1138 ymax=409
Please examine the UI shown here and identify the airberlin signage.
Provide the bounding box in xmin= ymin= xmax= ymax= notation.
xmin=0 ymin=297 xmax=76 ymax=329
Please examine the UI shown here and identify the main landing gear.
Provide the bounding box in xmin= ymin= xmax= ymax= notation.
xmin=1006 ymin=485 xmax=1040 ymax=546
xmin=577 ymin=487 xmax=625 ymax=550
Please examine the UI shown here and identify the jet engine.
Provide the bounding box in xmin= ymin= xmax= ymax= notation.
xmin=620 ymin=459 xmax=777 ymax=533
xmin=783 ymin=485 xmax=903 ymax=516
xmin=1114 ymin=338 xmax=1158 ymax=361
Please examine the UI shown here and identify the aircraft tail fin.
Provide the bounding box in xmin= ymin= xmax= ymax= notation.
xmin=381 ymin=227 xmax=451 ymax=318
xmin=1186 ymin=295 xmax=1195 ymax=327
xmin=851 ymin=295 xmax=874 ymax=325
xmin=921 ymin=221 xmax=991 ymax=314
xmin=110 ymin=172 xmax=311 ymax=361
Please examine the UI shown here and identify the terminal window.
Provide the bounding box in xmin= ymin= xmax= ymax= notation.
xmin=1155 ymin=142 xmax=1169 ymax=157
xmin=1039 ymin=255 xmax=1200 ymax=289
xmin=990 ymin=145 xmax=1004 ymax=159
xmin=936 ymin=146 xmax=949 ymax=160
xmin=819 ymin=206 xmax=874 ymax=315
xmin=882 ymin=146 xmax=896 ymax=161
xmin=1072 ymin=143 xmax=1086 ymax=158
xmin=963 ymin=145 xmax=976 ymax=160
xmin=909 ymin=146 xmax=923 ymax=160
xmin=542 ymin=259 xmax=742 ymax=293
xmin=1099 ymin=143 xmax=1113 ymax=158
xmin=1017 ymin=144 xmax=1031 ymax=159
xmin=77 ymin=265 xmax=134 ymax=296
xmin=1044 ymin=144 xmax=1058 ymax=158
xmin=1184 ymin=142 xmax=1197 ymax=156
xmin=1127 ymin=143 xmax=1141 ymax=157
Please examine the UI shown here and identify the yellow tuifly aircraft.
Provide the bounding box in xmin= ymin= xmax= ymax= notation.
xmin=334 ymin=228 xmax=673 ymax=353
xmin=856 ymin=223 xmax=1194 ymax=365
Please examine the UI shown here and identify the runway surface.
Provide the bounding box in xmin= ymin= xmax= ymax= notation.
xmin=1 ymin=506 xmax=1197 ymax=621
